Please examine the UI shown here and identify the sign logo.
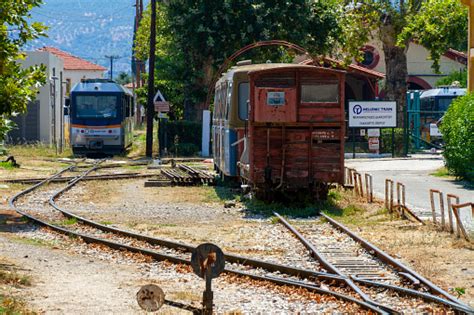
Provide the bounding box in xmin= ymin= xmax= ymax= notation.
xmin=353 ymin=104 xmax=362 ymax=115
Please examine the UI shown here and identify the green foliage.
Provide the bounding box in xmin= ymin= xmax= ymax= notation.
xmin=380 ymin=128 xmax=406 ymax=156
xmin=170 ymin=143 xmax=200 ymax=157
xmin=436 ymin=69 xmax=467 ymax=88
xmin=0 ymin=161 xmax=15 ymax=170
xmin=115 ymin=72 xmax=131 ymax=85
xmin=0 ymin=0 xmax=47 ymax=140
xmin=453 ymin=287 xmax=466 ymax=298
xmin=166 ymin=120 xmax=202 ymax=145
xmin=398 ymin=0 xmax=467 ymax=73
xmin=440 ymin=94 xmax=474 ymax=181
xmin=135 ymin=1 xmax=344 ymax=118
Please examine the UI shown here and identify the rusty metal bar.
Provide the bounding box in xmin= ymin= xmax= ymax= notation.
xmin=385 ymin=179 xmax=394 ymax=212
xmin=365 ymin=173 xmax=373 ymax=203
xmin=321 ymin=213 xmax=472 ymax=309
xmin=446 ymin=194 xmax=460 ymax=234
xmin=356 ymin=173 xmax=364 ymax=197
xmin=451 ymin=203 xmax=473 ymax=241
xmin=429 ymin=189 xmax=441 ymax=225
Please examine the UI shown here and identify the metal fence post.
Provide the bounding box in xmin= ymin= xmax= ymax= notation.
xmin=429 ymin=189 xmax=438 ymax=224
xmin=451 ymin=203 xmax=473 ymax=241
xmin=365 ymin=173 xmax=373 ymax=203
xmin=446 ymin=194 xmax=460 ymax=234
xmin=385 ymin=179 xmax=394 ymax=212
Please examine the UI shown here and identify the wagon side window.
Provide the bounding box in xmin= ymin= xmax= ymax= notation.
xmin=301 ymin=82 xmax=339 ymax=103
xmin=225 ymin=82 xmax=232 ymax=120
xmin=238 ymin=82 xmax=249 ymax=120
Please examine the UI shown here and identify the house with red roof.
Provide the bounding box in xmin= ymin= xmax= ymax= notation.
xmin=38 ymin=47 xmax=107 ymax=96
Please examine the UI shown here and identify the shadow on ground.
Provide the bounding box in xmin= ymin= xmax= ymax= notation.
xmin=213 ymin=184 xmax=346 ymax=219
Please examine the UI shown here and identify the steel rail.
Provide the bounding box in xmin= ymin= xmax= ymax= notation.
xmin=9 ymin=168 xmax=383 ymax=314
xmin=273 ymin=212 xmax=395 ymax=314
xmin=3 ymin=172 xmax=158 ymax=184
xmin=352 ymin=278 xmax=474 ymax=314
xmin=49 ymin=172 xmax=346 ymax=284
xmin=321 ymin=213 xmax=473 ymax=311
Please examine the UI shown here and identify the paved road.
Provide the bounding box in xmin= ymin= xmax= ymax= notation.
xmin=345 ymin=155 xmax=474 ymax=230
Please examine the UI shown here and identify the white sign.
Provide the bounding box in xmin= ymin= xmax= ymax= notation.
xmin=430 ymin=123 xmax=442 ymax=136
xmin=349 ymin=101 xmax=397 ymax=127
xmin=360 ymin=129 xmax=366 ymax=136
xmin=368 ymin=137 xmax=380 ymax=151
xmin=367 ymin=128 xmax=380 ymax=137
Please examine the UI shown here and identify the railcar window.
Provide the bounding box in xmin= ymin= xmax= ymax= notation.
xmin=75 ymin=95 xmax=118 ymax=118
xmin=238 ymin=82 xmax=249 ymax=120
xmin=225 ymin=82 xmax=232 ymax=120
xmin=301 ymin=83 xmax=339 ymax=103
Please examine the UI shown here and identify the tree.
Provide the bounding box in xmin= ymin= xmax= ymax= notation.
xmin=436 ymin=69 xmax=467 ymax=87
xmin=0 ymin=0 xmax=47 ymax=142
xmin=135 ymin=0 xmax=343 ymax=120
xmin=341 ymin=0 xmax=467 ymax=126
xmin=115 ymin=71 xmax=132 ymax=85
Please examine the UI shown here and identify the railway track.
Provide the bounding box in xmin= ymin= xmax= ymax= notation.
xmin=10 ymin=162 xmax=384 ymax=313
xmin=274 ymin=213 xmax=473 ymax=314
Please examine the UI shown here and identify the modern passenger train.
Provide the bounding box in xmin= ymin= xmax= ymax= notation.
xmin=212 ymin=62 xmax=346 ymax=200
xmin=69 ymin=79 xmax=134 ymax=155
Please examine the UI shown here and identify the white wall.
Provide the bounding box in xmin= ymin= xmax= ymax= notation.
xmin=19 ymin=51 xmax=64 ymax=145
xmin=366 ymin=41 xmax=466 ymax=88
xmin=65 ymin=70 xmax=105 ymax=95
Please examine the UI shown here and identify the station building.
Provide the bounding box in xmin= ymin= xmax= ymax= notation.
xmin=8 ymin=48 xmax=106 ymax=147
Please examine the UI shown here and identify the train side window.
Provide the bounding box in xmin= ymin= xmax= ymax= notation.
xmin=238 ymin=82 xmax=249 ymax=120
xmin=301 ymin=83 xmax=338 ymax=103
xmin=225 ymin=82 xmax=232 ymax=120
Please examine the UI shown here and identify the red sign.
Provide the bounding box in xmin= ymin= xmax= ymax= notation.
xmin=368 ymin=137 xmax=380 ymax=151
xmin=154 ymin=101 xmax=170 ymax=112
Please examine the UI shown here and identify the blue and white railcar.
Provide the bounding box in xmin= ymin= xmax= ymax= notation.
xmin=69 ymin=79 xmax=134 ymax=155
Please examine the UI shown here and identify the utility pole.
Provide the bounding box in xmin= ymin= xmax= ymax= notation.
xmin=145 ymin=0 xmax=157 ymax=157
xmin=105 ymin=55 xmax=120 ymax=80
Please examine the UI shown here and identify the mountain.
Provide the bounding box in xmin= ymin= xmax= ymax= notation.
xmin=26 ymin=0 xmax=146 ymax=77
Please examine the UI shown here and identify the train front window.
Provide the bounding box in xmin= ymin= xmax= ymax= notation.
xmin=301 ymin=83 xmax=338 ymax=103
xmin=75 ymin=95 xmax=118 ymax=118
xmin=238 ymin=82 xmax=249 ymax=120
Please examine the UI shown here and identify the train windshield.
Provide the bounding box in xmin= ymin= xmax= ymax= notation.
xmin=75 ymin=95 xmax=118 ymax=119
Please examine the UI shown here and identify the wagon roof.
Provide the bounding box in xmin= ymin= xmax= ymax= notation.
xmin=218 ymin=63 xmax=344 ymax=84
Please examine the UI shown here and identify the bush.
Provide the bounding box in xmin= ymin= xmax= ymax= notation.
xmin=380 ymin=128 xmax=406 ymax=156
xmin=164 ymin=120 xmax=202 ymax=156
xmin=169 ymin=142 xmax=199 ymax=157
xmin=440 ymin=94 xmax=474 ymax=181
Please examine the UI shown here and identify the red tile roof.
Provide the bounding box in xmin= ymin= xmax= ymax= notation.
xmin=38 ymin=46 xmax=107 ymax=71
xmin=443 ymin=48 xmax=467 ymax=65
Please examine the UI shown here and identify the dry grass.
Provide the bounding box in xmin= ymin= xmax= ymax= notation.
xmin=0 ymin=258 xmax=35 ymax=315
xmin=331 ymin=188 xmax=474 ymax=305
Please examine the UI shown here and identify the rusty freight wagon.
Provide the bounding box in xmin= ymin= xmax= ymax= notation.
xmin=212 ymin=62 xmax=345 ymax=200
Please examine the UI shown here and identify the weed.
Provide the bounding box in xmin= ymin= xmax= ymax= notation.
xmin=6 ymin=143 xmax=73 ymax=158
xmin=0 ymin=161 xmax=15 ymax=170
xmin=0 ymin=294 xmax=36 ymax=315
xmin=452 ymin=287 xmax=466 ymax=298
xmin=12 ymin=237 xmax=53 ymax=247
xmin=269 ymin=216 xmax=280 ymax=224
xmin=431 ymin=167 xmax=450 ymax=178
xmin=55 ymin=217 xmax=77 ymax=226
xmin=0 ymin=270 xmax=31 ymax=286
xmin=99 ymin=221 xmax=113 ymax=226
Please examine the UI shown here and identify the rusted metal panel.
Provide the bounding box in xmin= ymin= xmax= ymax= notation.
xmin=254 ymin=88 xmax=297 ymax=122
xmin=247 ymin=66 xmax=345 ymax=195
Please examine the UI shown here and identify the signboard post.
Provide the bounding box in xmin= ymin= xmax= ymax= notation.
xmin=349 ymin=101 xmax=397 ymax=158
